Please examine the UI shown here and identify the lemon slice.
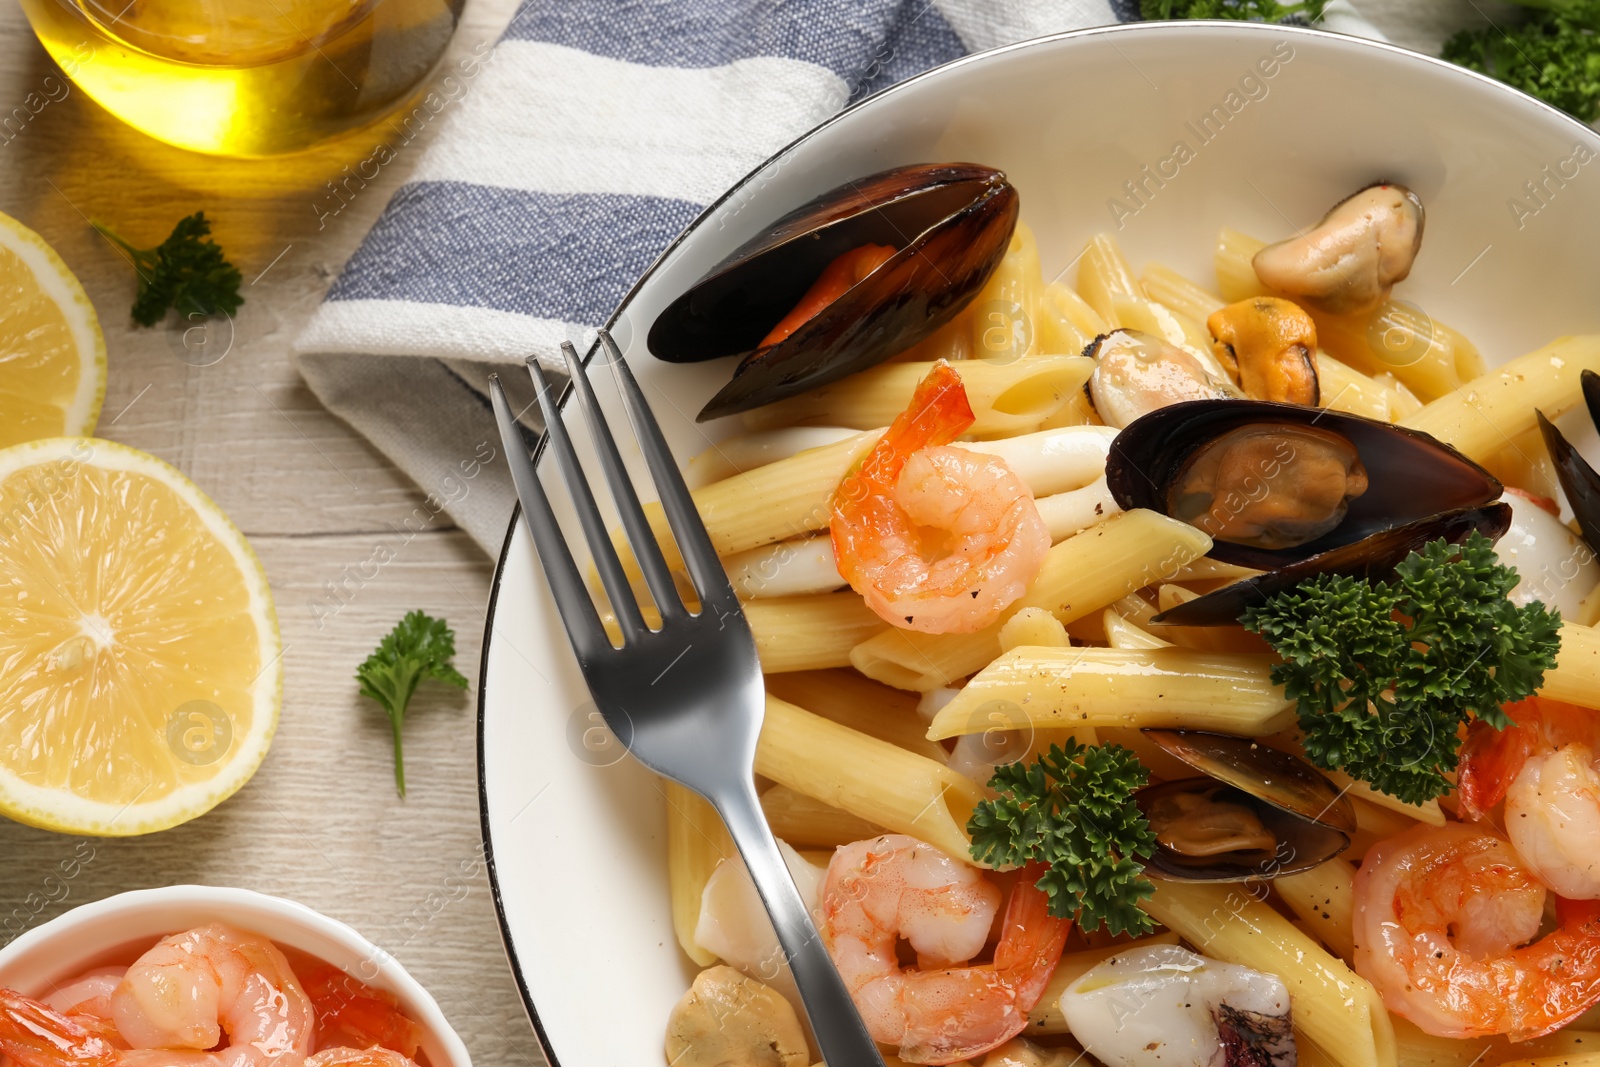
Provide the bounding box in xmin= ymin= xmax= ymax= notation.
xmin=0 ymin=438 xmax=280 ymax=835
xmin=0 ymin=213 xmax=105 ymax=449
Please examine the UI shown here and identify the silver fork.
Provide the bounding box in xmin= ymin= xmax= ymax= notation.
xmin=488 ymin=329 xmax=885 ymax=1067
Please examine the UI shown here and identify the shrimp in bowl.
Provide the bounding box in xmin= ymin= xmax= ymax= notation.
xmin=0 ymin=923 xmax=430 ymax=1067
xmin=831 ymin=361 xmax=1051 ymax=634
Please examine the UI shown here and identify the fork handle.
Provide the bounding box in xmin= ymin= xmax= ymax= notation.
xmin=712 ymin=781 xmax=888 ymax=1067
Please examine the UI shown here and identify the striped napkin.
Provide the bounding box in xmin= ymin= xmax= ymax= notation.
xmin=291 ymin=0 xmax=1492 ymax=556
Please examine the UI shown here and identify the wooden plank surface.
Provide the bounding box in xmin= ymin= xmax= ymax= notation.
xmin=0 ymin=1 xmax=542 ymax=1063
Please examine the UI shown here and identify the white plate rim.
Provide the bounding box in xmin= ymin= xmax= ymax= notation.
xmin=472 ymin=19 xmax=1600 ymax=1063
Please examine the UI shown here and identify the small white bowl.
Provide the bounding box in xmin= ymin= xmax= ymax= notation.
xmin=0 ymin=885 xmax=472 ymax=1067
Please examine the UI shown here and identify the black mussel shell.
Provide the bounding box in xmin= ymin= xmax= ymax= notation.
xmin=647 ymin=163 xmax=1018 ymax=422
xmin=1150 ymin=503 xmax=1513 ymax=627
xmin=1537 ymin=368 xmax=1600 ymax=552
xmin=1105 ymin=399 xmax=1502 ymax=568
xmin=1135 ymin=778 xmax=1350 ymax=882
xmin=1142 ymin=729 xmax=1356 ymax=833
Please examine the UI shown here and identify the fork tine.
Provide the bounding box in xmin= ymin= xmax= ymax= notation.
xmin=523 ymin=359 xmax=648 ymax=643
xmin=558 ymin=341 xmax=685 ymax=620
xmin=596 ymin=330 xmax=738 ymax=608
xmin=488 ymin=376 xmax=608 ymax=658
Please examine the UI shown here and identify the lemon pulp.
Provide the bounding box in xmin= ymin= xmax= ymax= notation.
xmin=0 ymin=438 xmax=279 ymax=835
xmin=0 ymin=212 xmax=105 ymax=448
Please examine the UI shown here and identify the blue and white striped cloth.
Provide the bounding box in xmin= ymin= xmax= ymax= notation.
xmin=292 ymin=0 xmax=1477 ymax=554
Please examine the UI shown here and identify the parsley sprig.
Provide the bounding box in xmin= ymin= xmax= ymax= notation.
xmin=356 ymin=611 xmax=469 ymax=797
xmin=969 ymin=740 xmax=1157 ymax=936
xmin=93 ymin=212 xmax=243 ymax=327
xmin=1242 ymin=532 xmax=1561 ymax=805
xmin=1139 ymin=0 xmax=1327 ymax=22
xmin=1443 ymin=3 xmax=1600 ymax=123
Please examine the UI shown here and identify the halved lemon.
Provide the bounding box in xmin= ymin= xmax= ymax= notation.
xmin=0 ymin=212 xmax=105 ymax=448
xmin=0 ymin=438 xmax=280 ymax=835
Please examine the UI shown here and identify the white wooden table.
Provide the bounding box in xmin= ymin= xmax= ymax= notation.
xmin=0 ymin=2 xmax=543 ymax=1063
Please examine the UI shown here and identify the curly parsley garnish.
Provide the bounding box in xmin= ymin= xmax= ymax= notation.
xmin=1443 ymin=2 xmax=1600 ymax=123
xmin=1139 ymin=0 xmax=1327 ymax=22
xmin=969 ymin=740 xmax=1158 ymax=936
xmin=1241 ymin=532 xmax=1562 ymax=805
xmin=356 ymin=610 xmax=469 ymax=797
xmin=93 ymin=212 xmax=243 ymax=327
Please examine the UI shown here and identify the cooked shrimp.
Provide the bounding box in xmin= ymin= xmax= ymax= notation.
xmin=820 ymin=834 xmax=1070 ymax=1064
xmin=304 ymin=1050 xmax=419 ymax=1067
xmin=0 ymin=987 xmax=120 ymax=1066
xmin=44 ymin=971 xmax=124 ymax=1021
xmin=1460 ymin=696 xmax=1600 ymax=900
xmin=830 ymin=362 xmax=1050 ymax=634
xmin=1353 ymin=820 xmax=1600 ymax=1039
xmin=111 ymin=924 xmax=314 ymax=1064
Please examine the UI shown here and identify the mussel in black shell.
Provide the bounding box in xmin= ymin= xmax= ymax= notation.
xmin=1105 ymin=399 xmax=1502 ymax=569
xmin=1137 ymin=729 xmax=1354 ymax=882
xmin=1537 ymin=368 xmax=1600 ymax=553
xmin=1151 ymin=503 xmax=1513 ymax=627
xmin=648 ymin=163 xmax=1018 ymax=422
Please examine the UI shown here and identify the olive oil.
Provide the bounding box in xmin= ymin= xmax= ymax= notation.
xmin=20 ymin=0 xmax=464 ymax=157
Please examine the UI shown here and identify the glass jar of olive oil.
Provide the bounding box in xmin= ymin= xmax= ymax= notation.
xmin=20 ymin=0 xmax=465 ymax=157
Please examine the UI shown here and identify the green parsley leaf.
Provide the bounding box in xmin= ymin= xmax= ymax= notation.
xmin=969 ymin=740 xmax=1158 ymax=935
xmin=1241 ymin=532 xmax=1562 ymax=805
xmin=92 ymin=212 xmax=244 ymax=328
xmin=355 ymin=610 xmax=469 ymax=797
xmin=1139 ymin=0 xmax=1328 ymax=23
xmin=1442 ymin=3 xmax=1600 ymax=122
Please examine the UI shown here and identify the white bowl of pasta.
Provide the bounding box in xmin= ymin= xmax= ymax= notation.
xmin=0 ymin=885 xmax=472 ymax=1067
xmin=479 ymin=19 xmax=1600 ymax=1067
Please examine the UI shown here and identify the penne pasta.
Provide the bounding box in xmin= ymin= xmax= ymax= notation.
xmin=746 ymin=592 xmax=886 ymax=673
xmin=1325 ymin=769 xmax=1446 ymax=826
xmin=1539 ymin=620 xmax=1600 ymax=710
xmin=759 ymin=784 xmax=884 ymax=849
xmin=684 ymin=426 xmax=859 ymax=490
xmin=1102 ymin=608 xmax=1172 ymax=649
xmin=1388 ymin=1017 xmax=1491 ymax=1067
xmin=968 ymin=222 xmax=1044 ymax=363
xmin=1140 ymin=261 xmax=1226 ymax=323
xmin=1402 ymin=336 xmax=1600 ymax=464
xmin=1077 ymin=233 xmax=1144 ymax=326
xmin=741 ymin=356 xmax=1094 ymax=436
xmin=664 ymin=779 xmax=733 ymax=967
xmin=1487 ymin=1032 xmax=1600 ymax=1066
xmin=1273 ymin=857 xmax=1358 ymax=963
xmin=1216 ymin=227 xmax=1479 ymax=402
xmin=1039 ymin=280 xmax=1106 ymax=355
xmin=1024 ymin=932 xmax=1183 ymax=1034
xmin=754 ymin=694 xmax=986 ymax=862
xmin=642 ymin=428 xmax=883 ymax=567
xmin=997 ymin=606 xmax=1070 ymax=652
xmin=1142 ymin=880 xmax=1398 ymax=1067
xmin=851 ymin=509 xmax=1212 ymax=691
xmin=1348 ymin=795 xmax=1425 ymax=857
xmin=765 ymin=669 xmax=948 ymax=761
xmin=926 ymin=646 xmax=1296 ymax=739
